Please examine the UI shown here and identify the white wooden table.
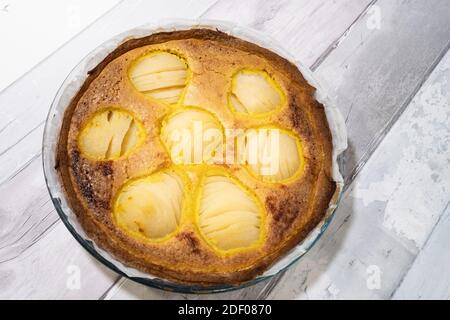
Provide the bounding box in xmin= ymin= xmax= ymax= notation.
xmin=0 ymin=0 xmax=449 ymax=300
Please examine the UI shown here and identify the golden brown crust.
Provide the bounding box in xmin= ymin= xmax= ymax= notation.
xmin=56 ymin=29 xmax=335 ymax=286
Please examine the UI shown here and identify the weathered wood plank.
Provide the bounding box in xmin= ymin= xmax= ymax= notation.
xmin=392 ymin=204 xmax=450 ymax=300
xmin=0 ymin=155 xmax=51 ymax=263
xmin=105 ymin=278 xmax=269 ymax=300
xmin=267 ymin=43 xmax=450 ymax=299
xmin=314 ymin=0 xmax=450 ymax=182
xmin=0 ymin=0 xmax=120 ymax=91
xmin=390 ymin=54 xmax=450 ymax=300
xmin=0 ymin=222 xmax=119 ymax=299
xmin=201 ymin=0 xmax=374 ymax=67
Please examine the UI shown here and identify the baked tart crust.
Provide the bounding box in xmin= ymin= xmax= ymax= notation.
xmin=56 ymin=29 xmax=336 ymax=286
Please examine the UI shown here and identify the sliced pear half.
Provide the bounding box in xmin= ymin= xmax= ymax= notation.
xmin=229 ymin=69 xmax=284 ymax=115
xmin=237 ymin=127 xmax=303 ymax=182
xmin=198 ymin=175 xmax=263 ymax=251
xmin=160 ymin=108 xmax=224 ymax=165
xmin=129 ymin=51 xmax=188 ymax=104
xmin=114 ymin=171 xmax=185 ymax=240
xmin=78 ymin=108 xmax=144 ymax=160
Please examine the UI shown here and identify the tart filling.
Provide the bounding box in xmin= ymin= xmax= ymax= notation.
xmin=57 ymin=29 xmax=335 ymax=286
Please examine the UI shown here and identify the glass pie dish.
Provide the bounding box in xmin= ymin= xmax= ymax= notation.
xmin=42 ymin=19 xmax=347 ymax=293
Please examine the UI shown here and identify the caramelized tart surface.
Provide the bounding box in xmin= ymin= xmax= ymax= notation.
xmin=57 ymin=29 xmax=335 ymax=286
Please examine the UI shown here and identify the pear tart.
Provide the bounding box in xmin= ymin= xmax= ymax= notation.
xmin=56 ymin=29 xmax=335 ymax=286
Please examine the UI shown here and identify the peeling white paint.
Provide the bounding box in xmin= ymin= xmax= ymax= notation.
xmin=353 ymin=57 xmax=450 ymax=249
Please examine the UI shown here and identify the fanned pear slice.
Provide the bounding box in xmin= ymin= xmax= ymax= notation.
xmin=129 ymin=51 xmax=188 ymax=104
xmin=198 ymin=175 xmax=263 ymax=251
xmin=237 ymin=127 xmax=303 ymax=182
xmin=78 ymin=109 xmax=144 ymax=160
xmin=229 ymin=69 xmax=284 ymax=115
xmin=160 ymin=108 xmax=224 ymax=165
xmin=114 ymin=171 xmax=185 ymax=240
